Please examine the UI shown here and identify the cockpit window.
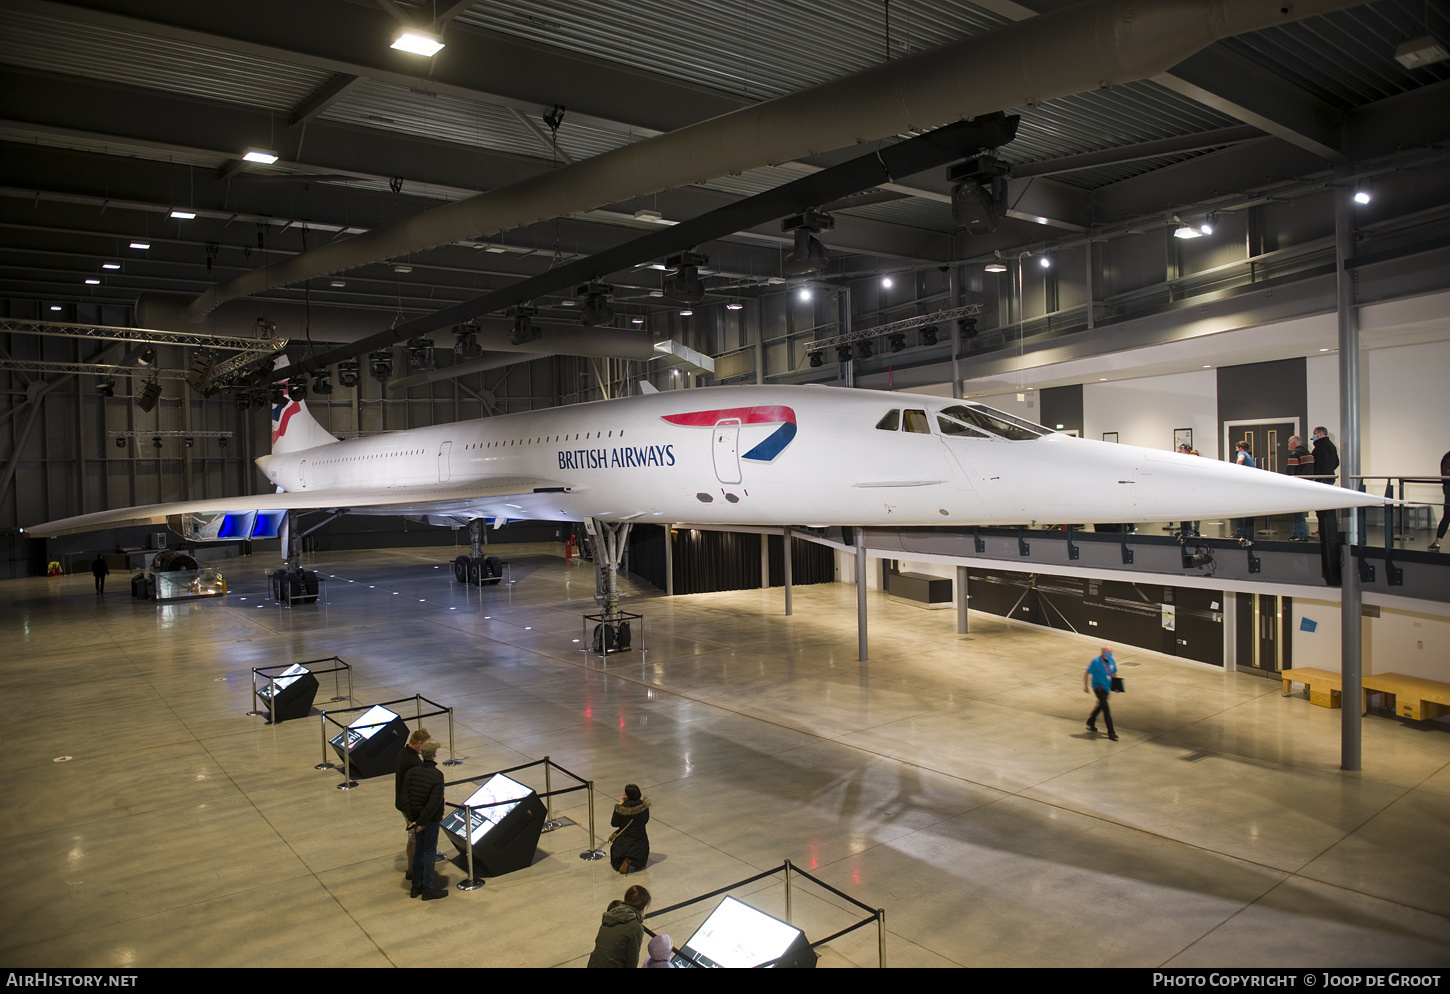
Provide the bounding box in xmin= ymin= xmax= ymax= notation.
xmin=938 ymin=404 xmax=1047 ymax=440
xmin=937 ymin=415 xmax=988 ymax=438
xmin=903 ymin=410 xmax=931 ymax=434
xmin=875 ymin=410 xmax=901 ymax=431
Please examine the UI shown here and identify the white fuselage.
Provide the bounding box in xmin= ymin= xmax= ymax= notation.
xmin=253 ymin=385 xmax=1377 ymax=528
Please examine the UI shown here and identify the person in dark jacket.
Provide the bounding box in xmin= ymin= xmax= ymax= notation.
xmin=587 ymin=885 xmax=651 ymax=968
xmin=395 ymin=727 xmax=430 ymax=880
xmin=1431 ymin=449 xmax=1450 ymax=553
xmin=609 ymin=784 xmax=650 ymax=874
xmin=1312 ymin=427 xmax=1343 ymax=582
xmin=403 ymin=740 xmax=448 ymax=900
xmin=90 ymin=554 xmax=109 ymax=593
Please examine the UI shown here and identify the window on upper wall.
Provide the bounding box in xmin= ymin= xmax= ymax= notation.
xmin=902 ymin=410 xmax=930 ymax=434
xmin=875 ymin=410 xmax=901 ymax=431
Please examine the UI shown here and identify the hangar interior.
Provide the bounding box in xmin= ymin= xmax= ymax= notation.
xmin=2 ymin=0 xmax=1449 ymax=970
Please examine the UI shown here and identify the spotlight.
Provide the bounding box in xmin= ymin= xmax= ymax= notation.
xmin=151 ymin=436 xmax=163 ymax=449
xmin=312 ymin=370 xmax=333 ymax=395
xmin=138 ymin=347 xmax=156 ymax=367
xmin=835 ymin=345 xmax=853 ymax=363
xmin=243 ymin=149 xmax=279 ymax=164
xmin=887 ymin=333 xmax=906 ymax=354
xmin=984 ymin=261 xmax=1007 ymax=273
xmin=338 ymin=358 xmax=360 ymax=388
xmin=508 ymin=306 xmax=541 ymax=346
xmin=961 ymin=316 xmax=979 ymax=339
xmin=662 ymin=253 xmax=707 ymax=303
xmin=1353 ymin=188 xmax=1371 ymax=205
xmin=115 ymin=436 xmax=126 ymax=449
xmin=97 ymin=379 xmax=116 ymax=397
xmin=782 ymin=210 xmax=832 ymax=275
xmin=808 ymin=350 xmax=824 ymax=368
xmin=369 ymin=348 xmax=394 ymax=383
xmin=1181 ymin=547 xmax=1215 ymax=570
xmin=268 ymin=382 xmax=285 ymax=406
xmin=1199 ymin=217 xmax=1215 ymax=235
xmin=1173 ymin=223 xmax=1202 ymax=239
xmin=577 ymin=282 xmax=615 ymax=327
xmin=920 ymin=324 xmax=939 ymax=346
xmin=218 ymin=437 xmax=228 ymax=449
xmin=185 ymin=437 xmax=195 ymax=449
xmin=286 ymin=376 xmax=308 ymax=401
xmin=407 ymin=338 xmax=435 ymax=370
xmin=136 ymin=378 xmax=162 ymax=412
xmin=234 ymin=391 xmax=250 ymax=411
xmin=881 ymin=276 xmax=893 ymax=289
xmin=856 ymin=340 xmax=873 ymax=360
xmin=454 ymin=329 xmax=482 ymax=360
xmin=1038 ymin=255 xmax=1052 ymax=268
xmin=948 ymin=155 xmax=1010 ymax=234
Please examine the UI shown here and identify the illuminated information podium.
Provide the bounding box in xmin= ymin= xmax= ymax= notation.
xmin=673 ymin=896 xmax=817 ymax=969
xmin=255 ymin=663 xmax=319 ymax=723
xmin=441 ymin=773 xmax=547 ymax=877
xmin=328 ymin=705 xmax=408 ymax=780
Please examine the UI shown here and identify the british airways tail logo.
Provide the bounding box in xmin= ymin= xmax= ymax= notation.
xmin=661 ymin=405 xmax=798 ymax=461
xmin=271 ymin=399 xmax=300 ymax=445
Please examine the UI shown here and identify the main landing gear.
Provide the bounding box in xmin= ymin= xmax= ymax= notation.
xmin=453 ymin=519 xmax=503 ymax=586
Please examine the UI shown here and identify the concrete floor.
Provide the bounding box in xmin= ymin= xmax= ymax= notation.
xmin=3 ymin=544 xmax=1448 ymax=969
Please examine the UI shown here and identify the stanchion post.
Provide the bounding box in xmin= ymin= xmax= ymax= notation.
xmin=877 ymin=908 xmax=887 ymax=968
xmin=315 ymin=710 xmax=331 ymax=769
xmin=249 ymin=669 xmax=260 ymax=716
xmin=784 ymin=858 xmax=793 ymax=924
xmin=544 ymin=756 xmax=553 ymax=823
xmin=579 ymin=779 xmax=606 ymax=860
xmin=443 ymin=707 xmax=461 ymax=766
xmin=457 ymin=803 xmax=484 ymax=891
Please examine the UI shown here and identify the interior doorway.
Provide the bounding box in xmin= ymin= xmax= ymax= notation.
xmin=1223 ymin=418 xmax=1299 ymax=473
xmin=1235 ymin=592 xmax=1293 ymax=676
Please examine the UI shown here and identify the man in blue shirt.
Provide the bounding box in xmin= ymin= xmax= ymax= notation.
xmin=1084 ymin=647 xmax=1119 ymax=741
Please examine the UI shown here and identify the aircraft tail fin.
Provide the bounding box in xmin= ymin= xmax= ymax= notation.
xmin=270 ymin=396 xmax=338 ymax=454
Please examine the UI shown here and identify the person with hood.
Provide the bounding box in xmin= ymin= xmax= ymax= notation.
xmin=587 ymin=885 xmax=651 ymax=968
xmin=609 ymin=783 xmax=650 ymax=874
xmin=642 ymin=932 xmax=674 ymax=968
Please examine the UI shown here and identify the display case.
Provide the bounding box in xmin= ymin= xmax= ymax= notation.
xmin=327 ymin=705 xmax=408 ymax=779
xmin=441 ymin=773 xmax=547 ymax=876
xmin=673 ymin=896 xmax=816 ymax=968
xmin=255 ymin=662 xmax=320 ymax=723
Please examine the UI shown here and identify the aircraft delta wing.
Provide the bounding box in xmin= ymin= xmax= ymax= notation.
xmin=27 ymin=384 xmax=1390 ymax=540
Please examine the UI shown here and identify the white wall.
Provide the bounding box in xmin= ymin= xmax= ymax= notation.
xmin=1293 ymin=598 xmax=1450 ymax=683
xmin=1084 ymin=369 xmax=1219 ymax=458
xmin=1362 ymin=340 xmax=1450 ymax=506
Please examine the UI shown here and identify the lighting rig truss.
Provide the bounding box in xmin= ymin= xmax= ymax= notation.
xmin=0 ymin=319 xmax=288 ymax=394
xmin=807 ymin=302 xmax=984 ymax=355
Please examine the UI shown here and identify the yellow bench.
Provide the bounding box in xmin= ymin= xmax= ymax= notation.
xmin=1363 ymin=673 xmax=1450 ymax=722
xmin=1281 ymin=667 xmax=1347 ymax=709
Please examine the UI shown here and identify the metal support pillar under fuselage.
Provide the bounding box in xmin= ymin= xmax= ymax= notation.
xmin=956 ymin=565 xmax=969 ymax=634
xmin=664 ymin=523 xmax=674 ymax=596
xmin=856 ymin=527 xmax=868 ymax=662
xmin=783 ymin=527 xmax=793 ymax=616
xmin=1335 ymin=167 xmax=1363 ymax=773
xmin=469 ymin=518 xmax=484 ymax=559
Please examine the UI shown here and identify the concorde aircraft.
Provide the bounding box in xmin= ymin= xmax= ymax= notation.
xmin=32 ymin=382 xmax=1385 ymax=539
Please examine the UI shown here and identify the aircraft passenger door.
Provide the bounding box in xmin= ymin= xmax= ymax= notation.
xmin=438 ymin=441 xmax=452 ymax=482
xmin=713 ymin=418 xmax=742 ymax=484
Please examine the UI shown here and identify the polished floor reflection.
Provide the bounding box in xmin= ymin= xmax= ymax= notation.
xmin=3 ymin=544 xmax=1447 ymax=968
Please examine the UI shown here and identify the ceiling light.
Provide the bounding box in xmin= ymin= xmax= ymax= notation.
xmin=631 ymin=318 xmax=644 ymax=324
xmin=984 ymin=262 xmax=1007 ymax=273
xmin=726 ymin=302 xmax=743 ymax=310
xmin=50 ymin=305 xmax=62 ymax=311
xmin=129 ymin=242 xmax=150 ymax=250
xmin=798 ymin=288 xmax=812 ymax=301
xmin=679 ymin=309 xmax=693 ymax=316
xmin=1038 ymin=255 xmax=1052 ymax=268
xmin=648 ymin=290 xmax=663 ymax=297
xmin=1173 ymin=223 xmax=1202 ymax=239
xmin=392 ymin=264 xmax=413 ymax=274
xmin=391 ymin=27 xmax=445 ymax=57
xmin=330 ymin=279 xmax=346 ymax=287
xmin=1394 ymin=35 xmax=1449 ymax=69
xmin=881 ymin=276 xmax=893 ymax=288
xmin=1353 ymin=189 xmax=1371 ymax=205
xmin=170 ymin=210 xmax=196 ymax=220
xmin=484 ymin=245 xmax=508 ymax=254
xmin=102 ymin=262 xmax=120 ymax=270
xmin=243 ymin=149 xmax=279 ymax=164
xmin=1199 ymin=221 xmax=1214 ymax=235
xmin=85 ymin=278 xmax=100 ymax=285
